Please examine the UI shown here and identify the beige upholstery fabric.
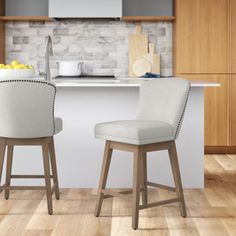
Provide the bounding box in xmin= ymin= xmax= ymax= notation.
xmin=55 ymin=117 xmax=63 ymax=134
xmin=95 ymin=78 xmax=190 ymax=145
xmin=95 ymin=120 xmax=174 ymax=145
xmin=0 ymin=79 xmax=63 ymax=138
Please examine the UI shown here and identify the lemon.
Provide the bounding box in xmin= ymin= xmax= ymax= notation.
xmin=0 ymin=61 xmax=34 ymax=70
xmin=11 ymin=60 xmax=20 ymax=66
xmin=13 ymin=65 xmax=21 ymax=69
xmin=17 ymin=64 xmax=23 ymax=69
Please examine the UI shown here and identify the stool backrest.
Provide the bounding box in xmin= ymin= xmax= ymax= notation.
xmin=137 ymin=78 xmax=190 ymax=139
xmin=0 ymin=79 xmax=57 ymax=138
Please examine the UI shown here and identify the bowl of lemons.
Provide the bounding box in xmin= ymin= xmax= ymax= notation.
xmin=0 ymin=60 xmax=35 ymax=80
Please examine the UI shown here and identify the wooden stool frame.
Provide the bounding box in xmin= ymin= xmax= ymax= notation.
xmin=95 ymin=140 xmax=187 ymax=230
xmin=0 ymin=136 xmax=60 ymax=215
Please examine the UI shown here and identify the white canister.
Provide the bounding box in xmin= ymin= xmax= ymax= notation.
xmin=57 ymin=61 xmax=83 ymax=76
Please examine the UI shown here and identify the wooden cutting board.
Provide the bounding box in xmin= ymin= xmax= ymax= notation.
xmin=132 ymin=58 xmax=152 ymax=77
xmin=143 ymin=43 xmax=160 ymax=75
xmin=129 ymin=25 xmax=148 ymax=77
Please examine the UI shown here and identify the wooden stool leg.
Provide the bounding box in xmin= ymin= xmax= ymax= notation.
xmin=140 ymin=152 xmax=148 ymax=205
xmin=5 ymin=145 xmax=14 ymax=199
xmin=132 ymin=147 xmax=141 ymax=230
xmin=95 ymin=141 xmax=113 ymax=217
xmin=0 ymin=139 xmax=6 ymax=189
xmin=168 ymin=141 xmax=187 ymax=217
xmin=49 ymin=137 xmax=60 ymax=200
xmin=42 ymin=142 xmax=53 ymax=215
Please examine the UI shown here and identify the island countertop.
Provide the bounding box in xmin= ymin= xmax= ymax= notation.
xmin=52 ymin=77 xmax=220 ymax=88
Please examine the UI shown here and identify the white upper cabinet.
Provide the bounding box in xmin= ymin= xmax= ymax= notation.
xmin=49 ymin=0 xmax=122 ymax=18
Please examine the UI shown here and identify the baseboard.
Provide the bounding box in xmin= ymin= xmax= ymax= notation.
xmin=205 ymin=146 xmax=236 ymax=154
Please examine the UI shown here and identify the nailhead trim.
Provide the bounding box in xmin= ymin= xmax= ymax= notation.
xmin=0 ymin=79 xmax=56 ymax=88
xmin=52 ymin=86 xmax=57 ymax=134
xmin=0 ymin=79 xmax=57 ymax=135
xmin=174 ymin=85 xmax=191 ymax=139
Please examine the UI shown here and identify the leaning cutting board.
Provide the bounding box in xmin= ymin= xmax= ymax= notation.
xmin=129 ymin=25 xmax=148 ymax=77
xmin=132 ymin=58 xmax=152 ymax=77
xmin=143 ymin=43 xmax=160 ymax=75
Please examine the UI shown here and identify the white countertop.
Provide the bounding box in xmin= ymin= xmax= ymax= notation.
xmin=52 ymin=77 xmax=220 ymax=88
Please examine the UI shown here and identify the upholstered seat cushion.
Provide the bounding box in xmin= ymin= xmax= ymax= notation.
xmin=95 ymin=120 xmax=174 ymax=145
xmin=0 ymin=117 xmax=63 ymax=139
xmin=55 ymin=117 xmax=63 ymax=134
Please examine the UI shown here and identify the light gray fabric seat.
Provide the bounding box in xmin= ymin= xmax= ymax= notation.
xmin=94 ymin=78 xmax=190 ymax=229
xmin=55 ymin=117 xmax=63 ymax=134
xmin=0 ymin=79 xmax=63 ymax=138
xmin=95 ymin=78 xmax=190 ymax=145
xmin=95 ymin=120 xmax=174 ymax=145
xmin=0 ymin=79 xmax=62 ymax=215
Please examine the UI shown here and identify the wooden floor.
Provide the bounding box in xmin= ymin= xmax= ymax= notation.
xmin=0 ymin=155 xmax=236 ymax=236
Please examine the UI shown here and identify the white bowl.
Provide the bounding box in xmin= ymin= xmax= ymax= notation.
xmin=0 ymin=68 xmax=35 ymax=80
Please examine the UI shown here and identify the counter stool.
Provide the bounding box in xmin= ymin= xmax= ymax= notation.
xmin=0 ymin=79 xmax=62 ymax=215
xmin=94 ymin=78 xmax=190 ymax=229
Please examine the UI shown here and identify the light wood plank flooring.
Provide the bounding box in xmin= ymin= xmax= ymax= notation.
xmin=0 ymin=155 xmax=235 ymax=236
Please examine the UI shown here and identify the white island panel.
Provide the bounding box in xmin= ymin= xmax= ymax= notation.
xmin=10 ymin=85 xmax=205 ymax=188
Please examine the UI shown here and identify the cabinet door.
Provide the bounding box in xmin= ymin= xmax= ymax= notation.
xmin=175 ymin=0 xmax=228 ymax=74
xmin=183 ymin=75 xmax=228 ymax=146
xmin=231 ymin=0 xmax=236 ymax=73
xmin=230 ymin=76 xmax=236 ymax=145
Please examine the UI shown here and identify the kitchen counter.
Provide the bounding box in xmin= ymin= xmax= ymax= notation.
xmin=52 ymin=77 xmax=220 ymax=88
xmin=12 ymin=77 xmax=219 ymax=189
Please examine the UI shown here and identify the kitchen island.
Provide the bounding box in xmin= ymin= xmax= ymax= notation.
xmin=10 ymin=78 xmax=219 ymax=189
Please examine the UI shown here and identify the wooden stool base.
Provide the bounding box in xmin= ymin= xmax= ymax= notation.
xmin=95 ymin=140 xmax=187 ymax=230
xmin=0 ymin=136 xmax=60 ymax=215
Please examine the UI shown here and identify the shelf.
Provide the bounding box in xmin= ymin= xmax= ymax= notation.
xmin=122 ymin=16 xmax=175 ymax=22
xmin=0 ymin=16 xmax=175 ymax=22
xmin=0 ymin=16 xmax=53 ymax=21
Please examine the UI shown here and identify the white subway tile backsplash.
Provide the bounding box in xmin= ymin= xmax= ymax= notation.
xmin=13 ymin=36 xmax=29 ymax=44
xmin=5 ymin=20 xmax=173 ymax=77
